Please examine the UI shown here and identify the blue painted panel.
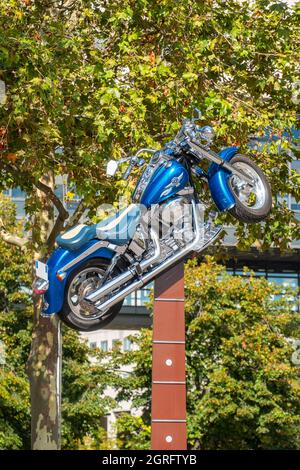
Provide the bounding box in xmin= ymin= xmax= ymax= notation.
xmin=141 ymin=159 xmax=189 ymax=207
xmin=43 ymin=241 xmax=114 ymax=315
xmin=208 ymin=146 xmax=239 ymax=211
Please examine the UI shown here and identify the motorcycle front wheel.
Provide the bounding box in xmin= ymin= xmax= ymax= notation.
xmin=228 ymin=154 xmax=272 ymax=223
xmin=59 ymin=258 xmax=123 ymax=332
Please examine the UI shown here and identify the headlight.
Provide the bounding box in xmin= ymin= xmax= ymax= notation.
xmin=106 ymin=159 xmax=118 ymax=177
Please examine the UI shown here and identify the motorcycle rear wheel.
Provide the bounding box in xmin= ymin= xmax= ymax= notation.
xmin=59 ymin=258 xmax=123 ymax=332
xmin=228 ymin=154 xmax=272 ymax=223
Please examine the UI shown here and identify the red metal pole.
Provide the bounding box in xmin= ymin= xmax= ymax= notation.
xmin=151 ymin=262 xmax=187 ymax=450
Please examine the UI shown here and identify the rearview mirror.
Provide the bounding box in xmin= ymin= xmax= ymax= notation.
xmin=106 ymin=160 xmax=118 ymax=177
xmin=193 ymin=107 xmax=202 ymax=121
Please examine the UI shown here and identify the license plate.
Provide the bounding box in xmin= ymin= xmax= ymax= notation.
xmin=35 ymin=260 xmax=48 ymax=281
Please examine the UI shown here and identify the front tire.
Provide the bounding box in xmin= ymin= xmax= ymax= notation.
xmin=59 ymin=258 xmax=123 ymax=332
xmin=228 ymin=154 xmax=272 ymax=223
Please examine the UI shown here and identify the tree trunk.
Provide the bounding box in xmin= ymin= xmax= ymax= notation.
xmin=27 ymin=309 xmax=62 ymax=450
xmin=27 ymin=171 xmax=62 ymax=450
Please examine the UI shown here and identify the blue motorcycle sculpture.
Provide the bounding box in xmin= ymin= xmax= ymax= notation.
xmin=33 ymin=111 xmax=272 ymax=331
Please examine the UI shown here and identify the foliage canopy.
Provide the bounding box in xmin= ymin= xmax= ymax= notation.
xmin=113 ymin=258 xmax=300 ymax=450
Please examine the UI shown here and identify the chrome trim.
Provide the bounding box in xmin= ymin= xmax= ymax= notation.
xmin=160 ymin=172 xmax=184 ymax=198
xmin=86 ymin=228 xmax=161 ymax=304
xmin=132 ymin=154 xmax=167 ymax=203
xmin=188 ymin=140 xmax=254 ymax=185
xmin=33 ymin=278 xmax=49 ymax=294
xmin=229 ymin=161 xmax=266 ymax=210
xmin=58 ymin=240 xmax=116 ymax=274
xmin=90 ymin=201 xmax=222 ymax=313
xmin=134 ymin=148 xmax=157 ymax=157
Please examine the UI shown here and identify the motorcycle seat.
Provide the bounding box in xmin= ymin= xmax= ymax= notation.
xmin=56 ymin=204 xmax=140 ymax=251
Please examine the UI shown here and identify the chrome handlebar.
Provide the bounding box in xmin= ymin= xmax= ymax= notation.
xmin=122 ymin=148 xmax=157 ymax=179
xmin=178 ymin=119 xmax=215 ymax=145
xmin=106 ymin=111 xmax=214 ymax=179
xmin=107 ymin=148 xmax=157 ymax=179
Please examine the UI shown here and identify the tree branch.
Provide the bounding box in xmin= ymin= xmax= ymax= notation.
xmin=45 ymin=198 xmax=88 ymax=253
xmin=44 ymin=198 xmax=86 ymax=253
xmin=0 ymin=161 xmax=70 ymax=252
xmin=64 ymin=198 xmax=87 ymax=230
xmin=34 ymin=179 xmax=69 ymax=221
xmin=45 ymin=215 xmax=65 ymax=253
xmin=0 ymin=217 xmax=29 ymax=250
xmin=46 ymin=197 xmax=88 ymax=252
xmin=0 ymin=161 xmax=69 ymax=221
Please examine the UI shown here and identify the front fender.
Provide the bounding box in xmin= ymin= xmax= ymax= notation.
xmin=208 ymin=146 xmax=239 ymax=211
xmin=43 ymin=241 xmax=115 ymax=315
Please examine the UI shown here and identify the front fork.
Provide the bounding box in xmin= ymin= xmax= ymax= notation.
xmin=188 ymin=140 xmax=254 ymax=185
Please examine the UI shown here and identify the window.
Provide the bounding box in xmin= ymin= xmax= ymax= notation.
xmin=2 ymin=175 xmax=83 ymax=222
xmin=3 ymin=187 xmax=26 ymax=219
xmin=89 ymin=341 xmax=97 ymax=349
xmin=13 ymin=200 xmax=26 ymax=219
xmin=123 ymin=283 xmax=152 ymax=307
xmin=54 ymin=184 xmax=64 ymax=200
xmin=100 ymin=416 xmax=108 ymax=432
xmin=123 ymin=337 xmax=132 ymax=351
xmin=291 ymin=160 xmax=300 ymax=173
xmin=66 ymin=199 xmax=80 ymax=215
xmin=226 ymin=264 xmax=300 ymax=312
xmin=11 ymin=187 xmax=25 ymax=198
xmin=100 ymin=340 xmax=108 ymax=352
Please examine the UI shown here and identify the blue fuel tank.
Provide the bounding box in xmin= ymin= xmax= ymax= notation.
xmin=140 ymin=159 xmax=189 ymax=207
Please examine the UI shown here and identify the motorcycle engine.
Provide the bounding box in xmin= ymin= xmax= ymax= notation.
xmin=158 ymin=196 xmax=194 ymax=259
xmin=128 ymin=196 xmax=194 ymax=263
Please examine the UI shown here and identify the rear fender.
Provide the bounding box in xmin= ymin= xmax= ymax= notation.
xmin=43 ymin=240 xmax=115 ymax=315
xmin=208 ymin=146 xmax=239 ymax=211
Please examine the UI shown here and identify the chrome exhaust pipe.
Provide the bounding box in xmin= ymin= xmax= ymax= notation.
xmin=94 ymin=201 xmax=222 ymax=313
xmin=86 ymin=228 xmax=161 ymax=304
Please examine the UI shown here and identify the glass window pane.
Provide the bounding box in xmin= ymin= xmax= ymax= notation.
xmin=12 ymin=187 xmax=25 ymax=198
xmin=291 ymin=160 xmax=300 ymax=173
xmin=123 ymin=337 xmax=132 ymax=351
xmin=100 ymin=340 xmax=108 ymax=352
xmin=235 ymin=270 xmax=248 ymax=276
xmin=140 ymin=288 xmax=151 ymax=305
xmin=291 ymin=202 xmax=300 ymax=212
xmin=124 ymin=292 xmax=135 ymax=306
xmin=14 ymin=200 xmax=25 ymax=218
xmin=268 ymin=277 xmax=298 ymax=289
xmin=66 ymin=200 xmax=80 ymax=214
xmin=136 ymin=289 xmax=142 ymax=306
xmin=267 ymin=271 xmax=297 ymax=278
xmin=55 ymin=184 xmax=64 ymax=200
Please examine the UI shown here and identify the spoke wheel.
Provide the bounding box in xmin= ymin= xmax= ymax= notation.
xmin=229 ymin=162 xmax=266 ymax=210
xmin=59 ymin=258 xmax=124 ymax=332
xmin=228 ymin=154 xmax=272 ymax=223
xmin=67 ymin=266 xmax=105 ymax=321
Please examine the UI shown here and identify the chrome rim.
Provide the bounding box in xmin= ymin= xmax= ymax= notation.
xmin=67 ymin=266 xmax=106 ymax=321
xmin=229 ymin=162 xmax=266 ymax=210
